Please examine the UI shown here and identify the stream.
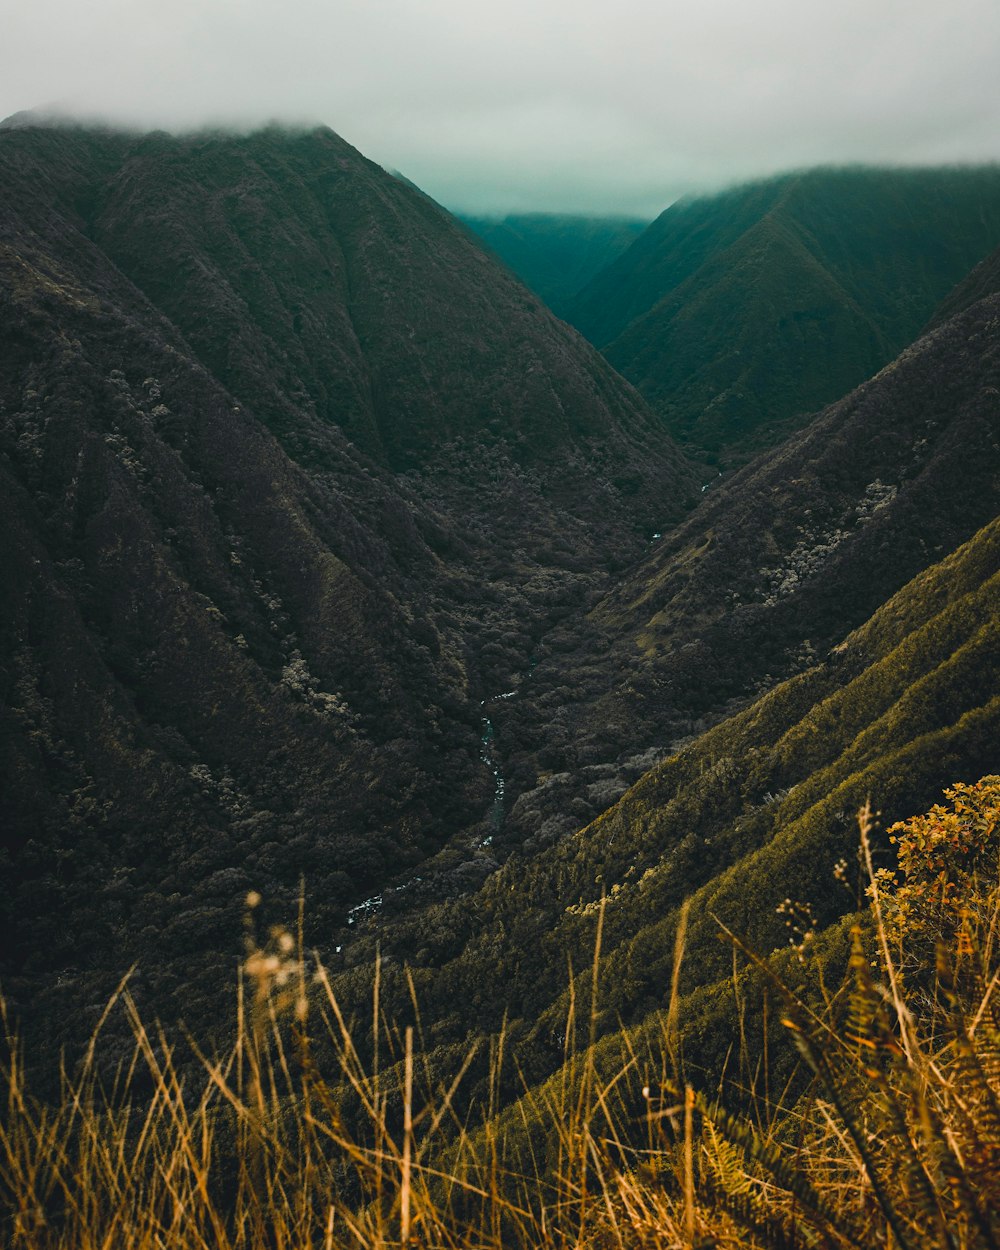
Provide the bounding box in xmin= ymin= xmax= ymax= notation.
xmin=341 ymin=687 xmax=516 ymax=932
xmin=479 ymin=689 xmax=516 ymax=843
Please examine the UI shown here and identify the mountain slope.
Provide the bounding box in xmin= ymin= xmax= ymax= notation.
xmin=457 ymin=213 xmax=647 ymax=315
xmin=1 ymin=123 xmax=695 ymax=543
xmin=566 ymin=166 xmax=1000 ymax=461
xmin=0 ymin=205 xmax=482 ymax=1039
xmin=330 ymin=512 xmax=1000 ymax=1124
xmin=483 ymin=273 xmax=1000 ymax=841
xmin=0 ymin=120 xmax=695 ymax=1050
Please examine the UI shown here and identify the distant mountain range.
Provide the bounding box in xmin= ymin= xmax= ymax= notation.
xmin=562 ymin=166 xmax=1000 ymax=463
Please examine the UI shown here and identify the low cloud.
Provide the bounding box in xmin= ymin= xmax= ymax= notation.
xmin=4 ymin=0 xmax=1000 ymax=214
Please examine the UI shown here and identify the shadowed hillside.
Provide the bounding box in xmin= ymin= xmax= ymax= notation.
xmin=330 ymin=512 xmax=1000 ymax=1124
xmin=0 ymin=120 xmax=695 ymax=1053
xmin=486 ymin=274 xmax=1000 ymax=844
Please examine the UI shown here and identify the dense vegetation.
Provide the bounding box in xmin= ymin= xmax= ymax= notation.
xmin=565 ymin=166 xmax=1000 ymax=462
xmin=3 ymin=120 xmax=1000 ymax=1245
xmin=325 ymin=513 xmax=1000 ymax=1118
xmin=0 ymin=119 xmax=693 ymax=1055
xmin=484 ymin=255 xmax=1000 ymax=847
xmin=5 ymin=778 xmax=1000 ymax=1248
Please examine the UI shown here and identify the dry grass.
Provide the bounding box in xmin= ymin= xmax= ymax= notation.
xmin=4 ymin=785 xmax=1000 ymax=1249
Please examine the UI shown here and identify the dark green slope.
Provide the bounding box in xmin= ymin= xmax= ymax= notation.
xmin=605 ymin=212 xmax=890 ymax=453
xmin=0 ymin=124 xmax=695 ymax=545
xmin=332 ymin=513 xmax=1000 ymax=1119
xmin=457 ymin=213 xmax=647 ymax=315
xmin=566 ymin=166 xmax=1000 ymax=461
xmin=566 ymin=176 xmax=793 ymax=349
xmin=0 ymin=195 xmax=486 ymax=1044
xmin=0 ymin=121 xmax=695 ymax=1054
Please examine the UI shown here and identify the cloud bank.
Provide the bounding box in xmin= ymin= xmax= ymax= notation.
xmin=4 ymin=0 xmax=1000 ymax=214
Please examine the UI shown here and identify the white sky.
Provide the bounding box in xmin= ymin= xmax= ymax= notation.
xmin=4 ymin=0 xmax=1000 ymax=215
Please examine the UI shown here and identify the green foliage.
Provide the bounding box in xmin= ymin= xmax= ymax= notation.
xmin=880 ymin=774 xmax=1000 ymax=973
xmin=310 ymin=515 xmax=1000 ymax=1162
xmin=567 ymin=166 xmax=1000 ymax=463
xmin=689 ymin=787 xmax=1000 ymax=1250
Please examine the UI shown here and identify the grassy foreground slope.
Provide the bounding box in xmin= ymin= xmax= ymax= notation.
xmin=5 ymin=779 xmax=1000 ymax=1248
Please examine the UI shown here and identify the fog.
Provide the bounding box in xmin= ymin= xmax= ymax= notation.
xmin=4 ymin=0 xmax=1000 ymax=214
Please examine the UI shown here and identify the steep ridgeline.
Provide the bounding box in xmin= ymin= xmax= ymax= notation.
xmin=566 ymin=166 xmax=1000 ymax=463
xmin=0 ymin=120 xmax=694 ymax=1054
xmin=457 ymin=213 xmax=648 ymax=316
xmin=329 ymin=512 xmax=1000 ymax=1131
xmin=0 ymin=122 xmax=694 ymax=559
xmin=486 ymin=266 xmax=1000 ymax=848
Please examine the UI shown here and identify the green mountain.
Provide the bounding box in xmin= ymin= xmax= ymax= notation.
xmin=457 ymin=213 xmax=648 ymax=315
xmin=4 ymin=119 xmax=1000 ymax=1139
xmin=246 ymin=269 xmax=1000 ymax=1131
xmin=0 ymin=120 xmax=694 ymax=1050
xmin=566 ymin=166 xmax=1000 ymax=462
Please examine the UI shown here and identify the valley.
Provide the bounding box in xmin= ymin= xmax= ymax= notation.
xmin=2 ymin=115 xmax=1000 ymax=1246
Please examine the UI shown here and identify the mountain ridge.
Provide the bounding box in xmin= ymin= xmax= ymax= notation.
xmin=0 ymin=121 xmax=695 ymax=1051
xmin=566 ymin=165 xmax=1000 ymax=461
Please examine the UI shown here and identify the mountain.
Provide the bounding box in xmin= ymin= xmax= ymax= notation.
xmin=565 ymin=166 xmax=1000 ymax=463
xmin=4 ymin=119 xmax=999 ymax=1131
xmin=457 ymin=213 xmax=648 ymax=315
xmin=0 ymin=120 xmax=695 ymax=1050
xmin=244 ymin=257 xmax=1000 ymax=1135
xmin=1 ymin=122 xmax=694 ymax=539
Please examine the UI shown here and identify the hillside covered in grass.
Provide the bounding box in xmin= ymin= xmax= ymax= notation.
xmin=5 ymin=776 xmax=1000 ymax=1250
xmin=329 ymin=511 xmax=1000 ymax=1115
xmin=482 ymin=254 xmax=1000 ymax=852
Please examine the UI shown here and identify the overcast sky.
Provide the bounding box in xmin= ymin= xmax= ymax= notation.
xmin=4 ymin=0 xmax=1000 ymax=215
